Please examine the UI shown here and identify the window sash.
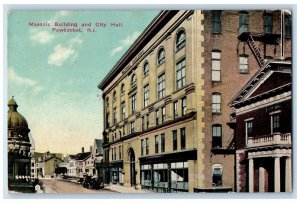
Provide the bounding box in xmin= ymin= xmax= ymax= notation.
xmin=174 ymin=101 xmax=178 ymax=118
xmin=146 ymin=138 xmax=149 ymax=155
xmin=162 ymin=107 xmax=166 ymax=123
xmin=121 ymin=102 xmax=125 ymax=120
xmin=176 ymin=59 xmax=186 ymax=89
xmin=212 ymin=11 xmax=221 ymax=34
xmin=131 ymin=75 xmax=137 ymax=87
xmin=173 ymin=131 xmax=178 ymax=151
xmin=158 ymin=50 xmax=165 ymax=65
xmin=176 ymin=32 xmax=186 ymax=51
xmin=161 ymin=134 xmax=165 ymax=153
xmin=155 ymin=135 xmax=159 ymax=153
xmin=144 ymin=85 xmax=149 ymax=107
xmin=144 ymin=64 xmax=149 ymax=76
xmin=131 ymin=94 xmax=136 ymax=113
xmin=158 ymin=74 xmax=165 ymax=99
xmin=141 ymin=139 xmax=144 ymax=156
xmin=182 ymin=97 xmax=187 ymax=116
xmin=180 ymin=128 xmax=186 ymax=150
xmin=264 ymin=15 xmax=273 ymax=34
xmin=239 ymin=13 xmax=249 ymax=33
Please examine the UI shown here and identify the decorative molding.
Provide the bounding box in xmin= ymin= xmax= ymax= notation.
xmin=236 ymin=91 xmax=291 ymax=115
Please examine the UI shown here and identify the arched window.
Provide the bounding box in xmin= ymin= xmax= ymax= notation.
xmin=212 ymin=124 xmax=222 ymax=148
xmin=131 ymin=74 xmax=137 ymax=87
xmin=143 ymin=62 xmax=149 ymax=76
xmin=157 ymin=48 xmax=165 ymax=65
xmin=106 ymin=97 xmax=109 ymax=109
xmin=121 ymin=83 xmax=125 ymax=96
xmin=113 ymin=91 xmax=117 ymax=102
xmin=176 ymin=29 xmax=186 ymax=51
xmin=212 ymin=164 xmax=223 ymax=186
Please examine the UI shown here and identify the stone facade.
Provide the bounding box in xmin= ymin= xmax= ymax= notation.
xmin=98 ymin=10 xmax=292 ymax=192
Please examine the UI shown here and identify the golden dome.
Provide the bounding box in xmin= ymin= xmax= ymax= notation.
xmin=7 ymin=97 xmax=29 ymax=130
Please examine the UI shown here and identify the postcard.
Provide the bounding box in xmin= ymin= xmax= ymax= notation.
xmin=6 ymin=9 xmax=292 ymax=194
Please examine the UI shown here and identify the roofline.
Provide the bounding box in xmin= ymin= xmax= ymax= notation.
xmin=229 ymin=59 xmax=291 ymax=106
xmin=98 ymin=10 xmax=179 ymax=90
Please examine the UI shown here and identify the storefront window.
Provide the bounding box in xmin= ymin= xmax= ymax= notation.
xmin=170 ymin=162 xmax=188 ymax=191
xmin=153 ymin=163 xmax=168 ymax=192
xmin=141 ymin=164 xmax=152 ymax=188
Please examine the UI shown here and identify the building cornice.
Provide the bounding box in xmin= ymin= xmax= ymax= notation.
xmin=98 ymin=10 xmax=178 ymax=90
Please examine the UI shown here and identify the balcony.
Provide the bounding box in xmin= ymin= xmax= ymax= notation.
xmin=247 ymin=133 xmax=291 ymax=148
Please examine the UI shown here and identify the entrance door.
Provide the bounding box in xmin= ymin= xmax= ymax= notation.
xmin=129 ymin=148 xmax=136 ymax=186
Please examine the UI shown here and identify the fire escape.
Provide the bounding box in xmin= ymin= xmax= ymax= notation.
xmin=238 ymin=31 xmax=281 ymax=68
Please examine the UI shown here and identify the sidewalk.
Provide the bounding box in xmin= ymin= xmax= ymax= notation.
xmin=104 ymin=184 xmax=152 ymax=193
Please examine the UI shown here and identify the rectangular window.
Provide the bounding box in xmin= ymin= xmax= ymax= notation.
xmin=113 ymin=108 xmax=117 ymax=125
xmin=285 ymin=14 xmax=291 ymax=37
xmin=131 ymin=94 xmax=136 ymax=113
xmin=174 ymin=101 xmax=178 ymax=118
xmin=146 ymin=114 xmax=150 ymax=129
xmin=212 ymin=10 xmax=222 ymax=34
xmin=156 ymin=109 xmax=159 ymax=126
xmin=121 ymin=102 xmax=125 ymax=120
xmin=146 ymin=138 xmax=149 ymax=155
xmin=141 ymin=116 xmax=145 ymax=131
xmin=212 ymin=51 xmax=221 ymax=81
xmin=180 ymin=128 xmax=186 ymax=150
xmin=239 ymin=55 xmax=249 ymax=73
xmin=157 ymin=74 xmax=165 ymax=99
xmin=264 ymin=14 xmax=273 ymax=34
xmin=272 ymin=114 xmax=280 ymax=133
xmin=114 ymin=147 xmax=117 ymax=160
xmin=176 ymin=59 xmax=186 ymax=89
xmin=122 ymin=125 xmax=125 ymax=136
xmin=111 ymin=148 xmax=114 ymax=161
xmin=130 ymin=121 xmax=135 ymax=134
xmin=119 ymin=146 xmax=121 ymax=160
xmin=182 ymin=97 xmax=187 ymax=116
xmin=141 ymin=139 xmax=144 ymax=156
xmin=161 ymin=133 xmax=165 ymax=153
xmin=212 ymin=125 xmax=222 ymax=148
xmin=246 ymin=121 xmax=254 ymax=138
xmin=162 ymin=106 xmax=166 ymax=123
xmin=212 ymin=93 xmax=221 ymax=113
xmin=144 ymin=85 xmax=149 ymax=107
xmin=155 ymin=135 xmax=159 ymax=154
xmin=239 ymin=11 xmax=249 ymax=34
xmin=106 ymin=112 xmax=110 ymax=128
xmin=212 ymin=165 xmax=223 ymax=186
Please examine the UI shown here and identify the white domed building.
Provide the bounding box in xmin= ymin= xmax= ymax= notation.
xmin=7 ymin=97 xmax=35 ymax=193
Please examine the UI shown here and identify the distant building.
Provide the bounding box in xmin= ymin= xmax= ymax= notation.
xmin=36 ymin=151 xmax=63 ymax=178
xmin=7 ymin=97 xmax=34 ymax=192
xmin=75 ymin=149 xmax=91 ymax=178
xmin=98 ymin=10 xmax=292 ymax=192
xmin=230 ymin=60 xmax=292 ymax=192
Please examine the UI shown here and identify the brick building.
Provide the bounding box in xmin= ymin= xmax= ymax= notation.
xmin=98 ymin=10 xmax=292 ymax=192
xmin=230 ymin=60 xmax=292 ymax=192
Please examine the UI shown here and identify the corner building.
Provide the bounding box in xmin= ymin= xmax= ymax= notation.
xmin=98 ymin=10 xmax=291 ymax=192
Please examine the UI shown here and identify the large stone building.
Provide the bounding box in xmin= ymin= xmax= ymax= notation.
xmin=98 ymin=10 xmax=292 ymax=192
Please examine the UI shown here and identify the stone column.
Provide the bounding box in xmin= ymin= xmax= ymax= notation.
xmin=259 ymin=164 xmax=265 ymax=192
xmin=248 ymin=158 xmax=254 ymax=192
xmin=274 ymin=157 xmax=281 ymax=192
xmin=285 ymin=156 xmax=292 ymax=192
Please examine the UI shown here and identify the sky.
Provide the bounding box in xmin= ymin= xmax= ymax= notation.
xmin=7 ymin=10 xmax=160 ymax=155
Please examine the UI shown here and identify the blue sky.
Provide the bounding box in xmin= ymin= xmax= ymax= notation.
xmin=7 ymin=10 xmax=160 ymax=155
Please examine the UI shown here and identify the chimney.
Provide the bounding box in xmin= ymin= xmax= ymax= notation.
xmin=81 ymin=147 xmax=84 ymax=153
xmin=90 ymin=146 xmax=92 ymax=152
